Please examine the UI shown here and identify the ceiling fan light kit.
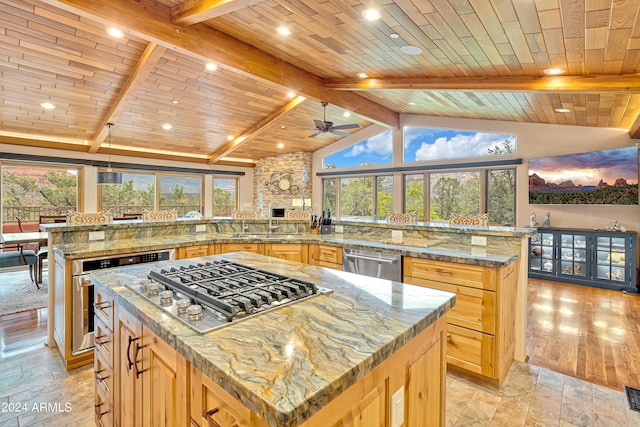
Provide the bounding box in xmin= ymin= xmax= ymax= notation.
xmin=308 ymin=102 xmax=360 ymax=138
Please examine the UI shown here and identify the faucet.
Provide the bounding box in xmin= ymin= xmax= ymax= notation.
xmin=241 ymin=218 xmax=249 ymax=233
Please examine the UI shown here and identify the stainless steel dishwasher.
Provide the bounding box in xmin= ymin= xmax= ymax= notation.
xmin=342 ymin=248 xmax=401 ymax=281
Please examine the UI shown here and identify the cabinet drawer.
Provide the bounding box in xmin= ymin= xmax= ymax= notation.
xmin=446 ymin=324 xmax=495 ymax=378
xmin=178 ymin=245 xmax=210 ymax=259
xmin=94 ymin=349 xmax=114 ymax=404
xmin=404 ymin=257 xmax=496 ymax=291
xmin=94 ymin=316 xmax=113 ymax=367
xmin=94 ymin=286 xmax=113 ymax=330
xmin=404 ymin=276 xmax=495 ymax=334
xmin=195 ymin=366 xmax=252 ymax=427
xmin=314 ymin=245 xmax=343 ymax=265
xmin=218 ymin=243 xmax=263 ymax=254
xmin=94 ymin=372 xmax=114 ymax=427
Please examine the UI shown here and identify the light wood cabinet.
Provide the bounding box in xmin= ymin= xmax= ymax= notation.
xmin=94 ymin=285 xmax=115 ymax=427
xmin=309 ymin=244 xmax=342 ymax=270
xmin=264 ymin=243 xmax=308 ymax=264
xmin=215 ymin=243 xmax=264 ymax=255
xmin=109 ymin=302 xmax=189 ymax=427
xmin=189 ymin=316 xmax=447 ymax=427
xmin=404 ymin=257 xmax=517 ymax=386
xmin=177 ymin=244 xmax=212 ymax=259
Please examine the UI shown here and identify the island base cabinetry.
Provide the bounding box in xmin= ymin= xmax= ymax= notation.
xmin=106 ymin=301 xmax=189 ymax=426
xmin=403 ymin=257 xmax=517 ymax=386
xmin=309 ymin=244 xmax=342 ymax=270
xmin=189 ymin=316 xmax=447 ymax=427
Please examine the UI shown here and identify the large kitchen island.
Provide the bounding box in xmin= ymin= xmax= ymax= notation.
xmin=89 ymin=251 xmax=455 ymax=427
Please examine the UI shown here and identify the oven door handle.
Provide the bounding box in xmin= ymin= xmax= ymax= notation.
xmin=344 ymin=253 xmax=396 ymax=264
xmin=79 ymin=276 xmax=93 ymax=288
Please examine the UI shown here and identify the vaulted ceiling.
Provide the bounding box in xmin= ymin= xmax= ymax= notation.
xmin=1 ymin=0 xmax=640 ymax=167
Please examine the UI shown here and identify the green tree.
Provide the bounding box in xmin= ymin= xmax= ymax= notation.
xmin=214 ymin=187 xmax=233 ymax=216
xmin=487 ymin=140 xmax=516 ymax=224
xmin=431 ymin=177 xmax=460 ymax=219
xmin=101 ymin=180 xmax=154 ymax=215
xmin=405 ymin=180 xmax=424 ymax=220
xmin=340 ymin=177 xmax=373 ymax=216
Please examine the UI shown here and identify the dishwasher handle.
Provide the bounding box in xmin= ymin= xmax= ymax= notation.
xmin=343 ymin=253 xmax=397 ymax=264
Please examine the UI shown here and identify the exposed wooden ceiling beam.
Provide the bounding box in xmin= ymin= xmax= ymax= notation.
xmin=88 ymin=43 xmax=166 ymax=153
xmin=172 ymin=0 xmax=266 ymax=25
xmin=628 ymin=112 xmax=640 ymax=140
xmin=208 ymin=95 xmax=307 ymax=164
xmin=45 ymin=0 xmax=399 ymax=129
xmin=325 ymin=75 xmax=640 ymax=93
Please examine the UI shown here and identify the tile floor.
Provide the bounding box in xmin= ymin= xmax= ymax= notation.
xmin=2 ymin=341 xmax=640 ymax=426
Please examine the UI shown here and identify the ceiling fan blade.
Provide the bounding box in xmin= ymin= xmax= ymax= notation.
xmin=332 ymin=123 xmax=360 ymax=130
xmin=330 ymin=129 xmax=349 ymax=136
xmin=313 ymin=119 xmax=327 ymax=130
xmin=308 ymin=131 xmax=322 ymax=138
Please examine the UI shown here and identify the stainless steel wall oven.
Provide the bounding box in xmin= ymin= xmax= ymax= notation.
xmin=71 ymin=249 xmax=175 ymax=354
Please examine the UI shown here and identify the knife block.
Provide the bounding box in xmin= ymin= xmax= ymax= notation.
xmin=319 ymin=225 xmax=331 ymax=234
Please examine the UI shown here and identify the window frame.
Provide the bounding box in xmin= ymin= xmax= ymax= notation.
xmin=212 ymin=176 xmax=239 ymax=218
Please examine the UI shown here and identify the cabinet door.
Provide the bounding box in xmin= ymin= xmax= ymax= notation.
xmin=529 ymin=231 xmax=556 ymax=275
xmin=329 ymin=381 xmax=386 ymax=427
xmin=141 ymin=326 xmax=188 ymax=427
xmin=407 ymin=334 xmax=445 ymax=427
xmin=593 ymin=234 xmax=629 ymax=285
xmin=218 ymin=243 xmax=264 ymax=255
xmin=558 ymin=233 xmax=588 ymax=279
xmin=177 ymin=245 xmax=209 ymax=259
xmin=265 ymin=243 xmax=308 ymax=264
xmin=115 ymin=306 xmax=143 ymax=427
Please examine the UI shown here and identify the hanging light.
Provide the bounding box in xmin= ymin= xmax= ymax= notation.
xmin=96 ymin=123 xmax=122 ymax=185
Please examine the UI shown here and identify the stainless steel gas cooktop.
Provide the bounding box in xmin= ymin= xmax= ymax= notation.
xmin=126 ymin=259 xmax=332 ymax=333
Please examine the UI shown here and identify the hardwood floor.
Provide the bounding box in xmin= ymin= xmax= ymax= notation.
xmin=2 ymin=278 xmax=640 ymax=426
xmin=526 ymin=278 xmax=640 ymax=392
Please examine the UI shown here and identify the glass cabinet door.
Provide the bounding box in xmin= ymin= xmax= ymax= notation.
xmin=558 ymin=233 xmax=588 ymax=278
xmin=595 ymin=236 xmax=627 ymax=283
xmin=530 ymin=231 xmax=556 ymax=274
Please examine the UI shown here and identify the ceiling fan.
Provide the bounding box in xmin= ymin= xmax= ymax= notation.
xmin=308 ymin=101 xmax=360 ymax=137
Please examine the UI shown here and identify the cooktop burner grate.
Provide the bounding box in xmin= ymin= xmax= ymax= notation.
xmin=127 ymin=259 xmax=332 ymax=333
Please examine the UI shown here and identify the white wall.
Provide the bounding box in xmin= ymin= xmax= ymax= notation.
xmin=312 ymin=115 xmax=640 ymax=233
xmin=0 ymin=144 xmax=254 ymax=216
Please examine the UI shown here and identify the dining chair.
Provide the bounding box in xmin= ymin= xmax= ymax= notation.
xmin=36 ymin=214 xmax=66 ymax=284
xmin=0 ymin=242 xmax=39 ymax=286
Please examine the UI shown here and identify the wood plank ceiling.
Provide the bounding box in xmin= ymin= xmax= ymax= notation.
xmin=1 ymin=0 xmax=639 ymax=167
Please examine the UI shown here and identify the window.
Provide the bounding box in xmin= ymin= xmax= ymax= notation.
xmin=101 ymin=172 xmax=155 ymax=217
xmin=322 ymin=175 xmax=393 ymax=219
xmin=1 ymin=165 xmax=79 ymax=230
xmin=159 ymin=174 xmax=202 ymax=217
xmin=213 ymin=178 xmax=238 ymax=217
xmin=487 ymin=168 xmax=516 ymax=225
xmin=429 ymin=172 xmax=480 ymax=220
xmin=404 ymin=174 xmax=425 ymax=220
xmin=323 ymin=129 xmax=393 ymax=169
xmin=403 ymin=127 xmax=516 ymax=162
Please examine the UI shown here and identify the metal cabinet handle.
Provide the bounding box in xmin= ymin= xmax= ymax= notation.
xmin=95 ymin=334 xmax=111 ymax=346
xmin=95 ymin=402 xmax=109 ymax=417
xmin=94 ymin=301 xmax=111 ymax=309
xmin=126 ymin=336 xmax=140 ymax=372
xmin=344 ymin=253 xmax=395 ymax=263
xmin=434 ymin=268 xmax=453 ymax=275
xmin=95 ymin=369 xmax=109 ymax=383
xmin=203 ymin=407 xmax=238 ymax=427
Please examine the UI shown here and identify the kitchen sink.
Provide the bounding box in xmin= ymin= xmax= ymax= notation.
xmin=231 ymin=233 xmax=302 ymax=239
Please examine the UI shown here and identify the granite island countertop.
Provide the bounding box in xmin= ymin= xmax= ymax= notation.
xmin=90 ymin=252 xmax=456 ymax=426
xmin=53 ymin=231 xmax=521 ymax=267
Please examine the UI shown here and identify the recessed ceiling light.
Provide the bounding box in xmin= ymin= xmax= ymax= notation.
xmin=287 ymin=91 xmax=296 ymax=98
xmin=280 ymin=125 xmax=287 ymax=129
xmin=172 ymin=100 xmax=179 ymax=104
xmin=555 ymin=108 xmax=572 ymax=113
xmin=400 ymin=45 xmax=423 ymax=55
xmin=390 ymin=33 xmax=399 ymax=39
xmin=357 ymin=72 xmax=368 ymax=79
xmin=343 ymin=111 xmax=351 ymax=117
xmin=277 ymin=143 xmax=284 ymax=149
xmin=276 ymin=26 xmax=291 ymax=36
xmin=544 ymin=68 xmax=565 ymax=75
xmin=408 ymin=102 xmax=416 ymax=106
xmin=106 ymin=27 xmax=124 ymax=38
xmin=205 ymin=62 xmax=218 ymax=71
xmin=226 ymin=135 xmax=234 ymax=141
xmin=362 ymin=9 xmax=381 ymax=21
xmin=40 ymin=102 xmax=56 ymax=109
xmin=162 ymin=124 xmax=172 ymax=130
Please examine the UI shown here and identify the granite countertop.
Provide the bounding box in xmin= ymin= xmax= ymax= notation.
xmin=53 ymin=231 xmax=520 ymax=267
xmin=90 ymin=252 xmax=456 ymax=426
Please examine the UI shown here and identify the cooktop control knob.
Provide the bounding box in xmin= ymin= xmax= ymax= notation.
xmin=159 ymin=290 xmax=173 ymax=306
xmin=139 ymin=279 xmax=151 ymax=292
xmin=176 ymin=299 xmax=191 ymax=314
xmin=187 ymin=305 xmax=203 ymax=321
xmin=147 ymin=282 xmax=160 ymax=296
